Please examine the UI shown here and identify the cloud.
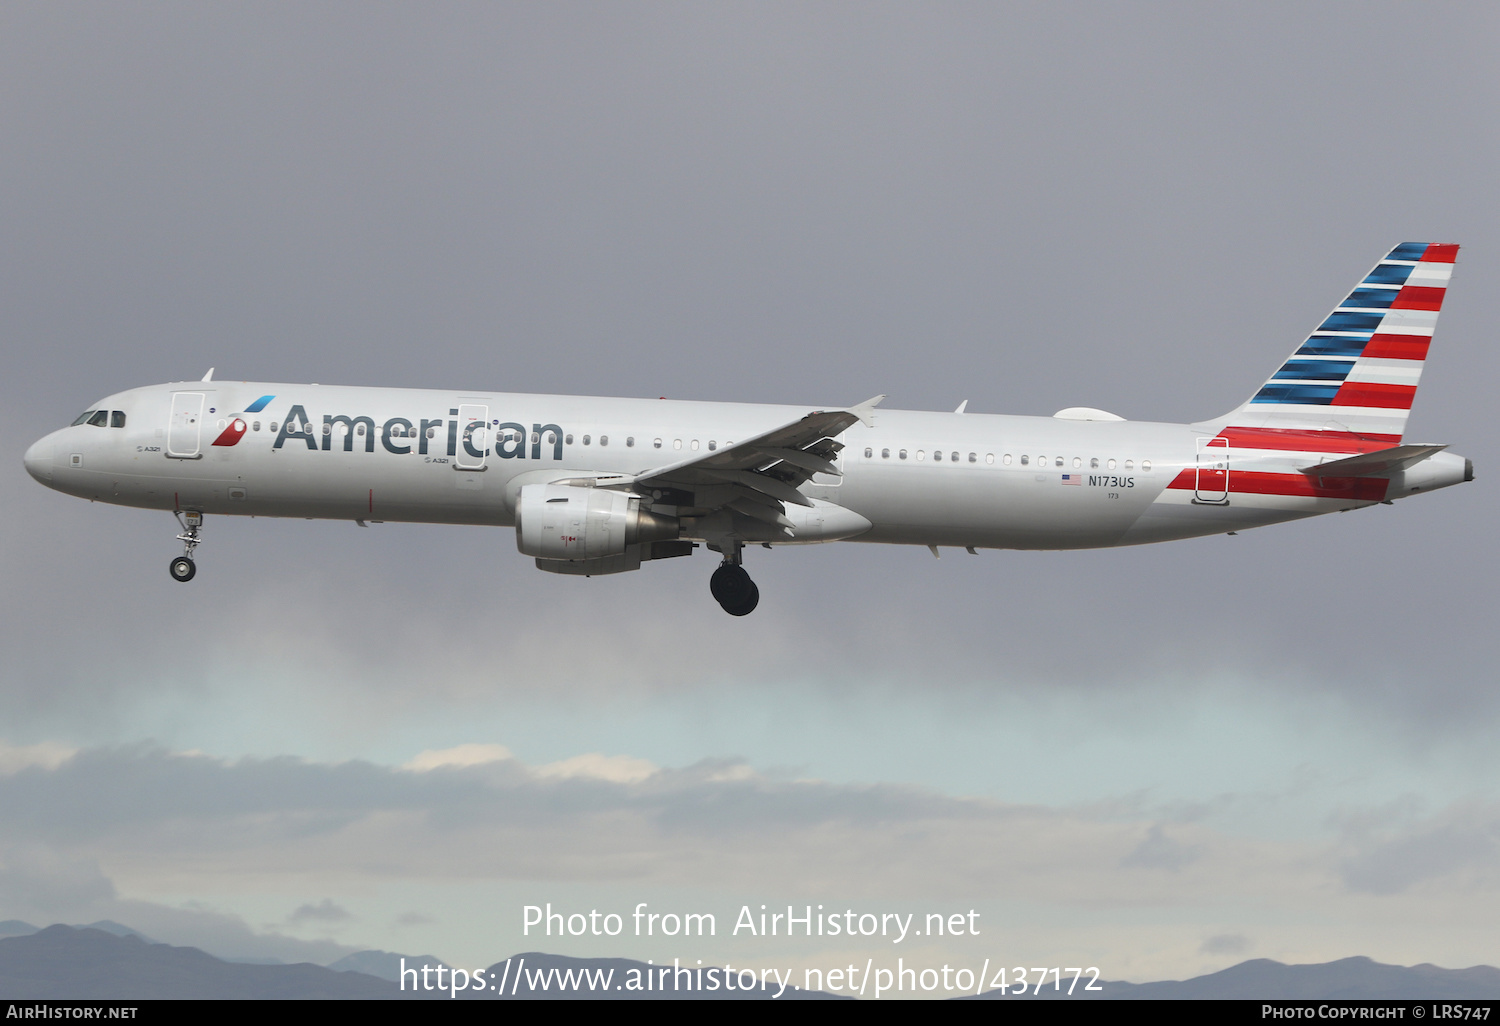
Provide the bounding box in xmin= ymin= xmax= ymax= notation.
xmin=288 ymin=899 xmax=353 ymax=925
xmin=0 ymin=743 xmax=1306 ymax=906
xmin=1339 ymin=812 xmax=1500 ymax=896
xmin=0 ymin=741 xmax=77 ymax=775
xmin=5 ymin=741 xmax=1500 ymax=977
xmin=0 ymin=846 xmax=116 ymax=915
xmin=404 ymin=744 xmax=513 ymax=772
xmin=535 ymin=753 xmax=659 ymax=785
xmin=1120 ymin=824 xmax=1202 ymax=872
xmin=1200 ymin=933 xmax=1250 ymax=955
xmin=0 ymin=846 xmax=357 ymax=965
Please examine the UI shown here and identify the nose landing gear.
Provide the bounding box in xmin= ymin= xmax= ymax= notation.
xmin=169 ymin=511 xmax=203 ymax=583
xmin=710 ymin=560 xmax=759 ymax=616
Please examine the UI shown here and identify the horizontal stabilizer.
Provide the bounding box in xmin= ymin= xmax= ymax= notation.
xmin=1301 ymin=444 xmax=1448 ymax=478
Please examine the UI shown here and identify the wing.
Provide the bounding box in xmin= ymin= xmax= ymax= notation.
xmin=626 ymin=395 xmax=883 ymax=536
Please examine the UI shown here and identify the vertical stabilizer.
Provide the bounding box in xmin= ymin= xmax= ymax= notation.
xmin=1217 ymin=243 xmax=1457 ymax=442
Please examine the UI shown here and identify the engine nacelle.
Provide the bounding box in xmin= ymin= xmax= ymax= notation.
xmin=515 ymin=484 xmax=678 ymax=561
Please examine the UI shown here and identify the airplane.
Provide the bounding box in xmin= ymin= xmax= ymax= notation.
xmin=23 ymin=243 xmax=1472 ymax=616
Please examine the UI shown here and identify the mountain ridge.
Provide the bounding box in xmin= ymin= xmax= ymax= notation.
xmin=4 ymin=925 xmax=1498 ymax=999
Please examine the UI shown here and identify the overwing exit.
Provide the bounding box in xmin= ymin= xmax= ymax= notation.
xmin=23 ymin=244 xmax=1472 ymax=615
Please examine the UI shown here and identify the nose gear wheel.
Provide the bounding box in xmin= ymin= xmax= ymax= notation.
xmin=170 ymin=511 xmax=204 ymax=583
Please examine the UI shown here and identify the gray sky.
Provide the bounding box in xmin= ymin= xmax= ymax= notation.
xmin=2 ymin=2 xmax=1497 ymax=983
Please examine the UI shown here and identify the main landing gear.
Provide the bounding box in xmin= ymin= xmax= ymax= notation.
xmin=710 ymin=553 xmax=759 ymax=617
xmin=169 ymin=511 xmax=203 ymax=583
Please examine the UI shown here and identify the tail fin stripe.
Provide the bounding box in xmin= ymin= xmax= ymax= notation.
xmin=1387 ymin=242 xmax=1429 ymax=261
xmin=1390 ymin=286 xmax=1446 ymax=311
xmin=1340 ymin=287 xmax=1400 ymax=309
xmin=1271 ymin=359 xmax=1356 ymax=382
xmin=1298 ymin=337 xmax=1371 ymax=357
xmin=1344 ymin=360 xmax=1423 ymax=385
xmin=1408 ymin=263 xmax=1453 ymax=284
xmin=1218 ymin=427 xmax=1402 ymax=452
xmin=1252 ymin=383 xmax=1341 ymax=404
xmin=1331 ymin=383 xmax=1415 ymax=409
xmin=1364 ymin=264 xmax=1418 ymax=286
xmin=1318 ymin=311 xmax=1386 ymax=333
xmin=1363 ymin=335 xmax=1431 ymax=361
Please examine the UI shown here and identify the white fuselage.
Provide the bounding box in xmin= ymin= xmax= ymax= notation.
xmin=22 ymin=380 xmax=1472 ymax=553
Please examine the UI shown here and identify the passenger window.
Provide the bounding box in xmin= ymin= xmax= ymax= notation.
xmin=1090 ymin=458 xmax=1098 ymax=469
xmin=951 ymin=452 xmax=959 ymax=462
xmin=708 ymin=441 xmax=717 ymax=451
xmin=864 ymin=448 xmax=872 ymax=458
xmin=426 ymin=427 xmax=436 ymax=439
xmin=71 ymin=411 xmax=96 ymax=426
xmin=987 ymin=453 xmax=996 ymax=464
xmin=356 ymin=423 xmax=366 ymax=435
xmin=691 ymin=440 xmax=699 ymax=450
xmin=654 ymin=438 xmax=662 ymax=448
xmin=111 ymin=411 xmax=126 ymax=428
xmin=916 ymin=450 xmax=926 ymax=461
xmin=600 ymin=435 xmax=609 ymax=446
xmin=583 ymin=435 xmax=591 ymax=445
xmin=1020 ymin=455 xmax=1028 ymax=466
xmin=87 ymin=410 xmax=108 ymax=427
xmin=626 ymin=436 xmax=635 ymax=447
xmin=1072 ymin=457 xmax=1081 ymax=468
xmin=932 ymin=450 xmax=942 ymax=461
xmin=674 ymin=439 xmax=682 ymax=450
xmin=1107 ymin=458 xmax=1116 ymax=470
xmin=549 ymin=432 xmax=559 ymax=444
xmin=899 ymin=449 xmax=908 ymax=460
xmin=1055 ymin=457 xmax=1064 ymax=467
xmin=1142 ymin=460 xmax=1152 ymax=472
xmin=252 ymin=421 xmax=260 ymax=432
xmin=565 ymin=434 xmax=574 ymax=445
xmin=1124 ymin=460 xmax=1133 ymax=469
xmin=882 ymin=448 xmax=890 ymax=458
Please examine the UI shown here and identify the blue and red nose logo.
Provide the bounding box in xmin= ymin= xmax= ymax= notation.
xmin=210 ymin=395 xmax=274 ymax=447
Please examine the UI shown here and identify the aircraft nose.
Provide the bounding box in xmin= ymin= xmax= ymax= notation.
xmin=23 ymin=436 xmax=54 ymax=483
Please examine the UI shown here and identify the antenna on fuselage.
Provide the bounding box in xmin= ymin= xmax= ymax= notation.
xmin=201 ymin=368 xmax=215 ymax=382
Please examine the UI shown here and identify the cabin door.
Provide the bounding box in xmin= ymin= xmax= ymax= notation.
xmin=1195 ymin=436 xmax=1229 ymax=504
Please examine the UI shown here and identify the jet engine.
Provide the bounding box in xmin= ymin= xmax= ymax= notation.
xmin=515 ymin=484 xmax=678 ymax=561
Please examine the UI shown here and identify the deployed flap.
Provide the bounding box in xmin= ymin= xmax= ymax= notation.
xmin=633 ymin=400 xmax=880 ymax=510
xmin=1302 ymin=444 xmax=1448 ymax=478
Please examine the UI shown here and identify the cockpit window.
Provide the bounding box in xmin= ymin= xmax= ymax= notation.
xmin=111 ymin=411 xmax=126 ymax=428
xmin=86 ymin=410 xmax=109 ymax=427
xmin=71 ymin=411 xmax=96 ymax=426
